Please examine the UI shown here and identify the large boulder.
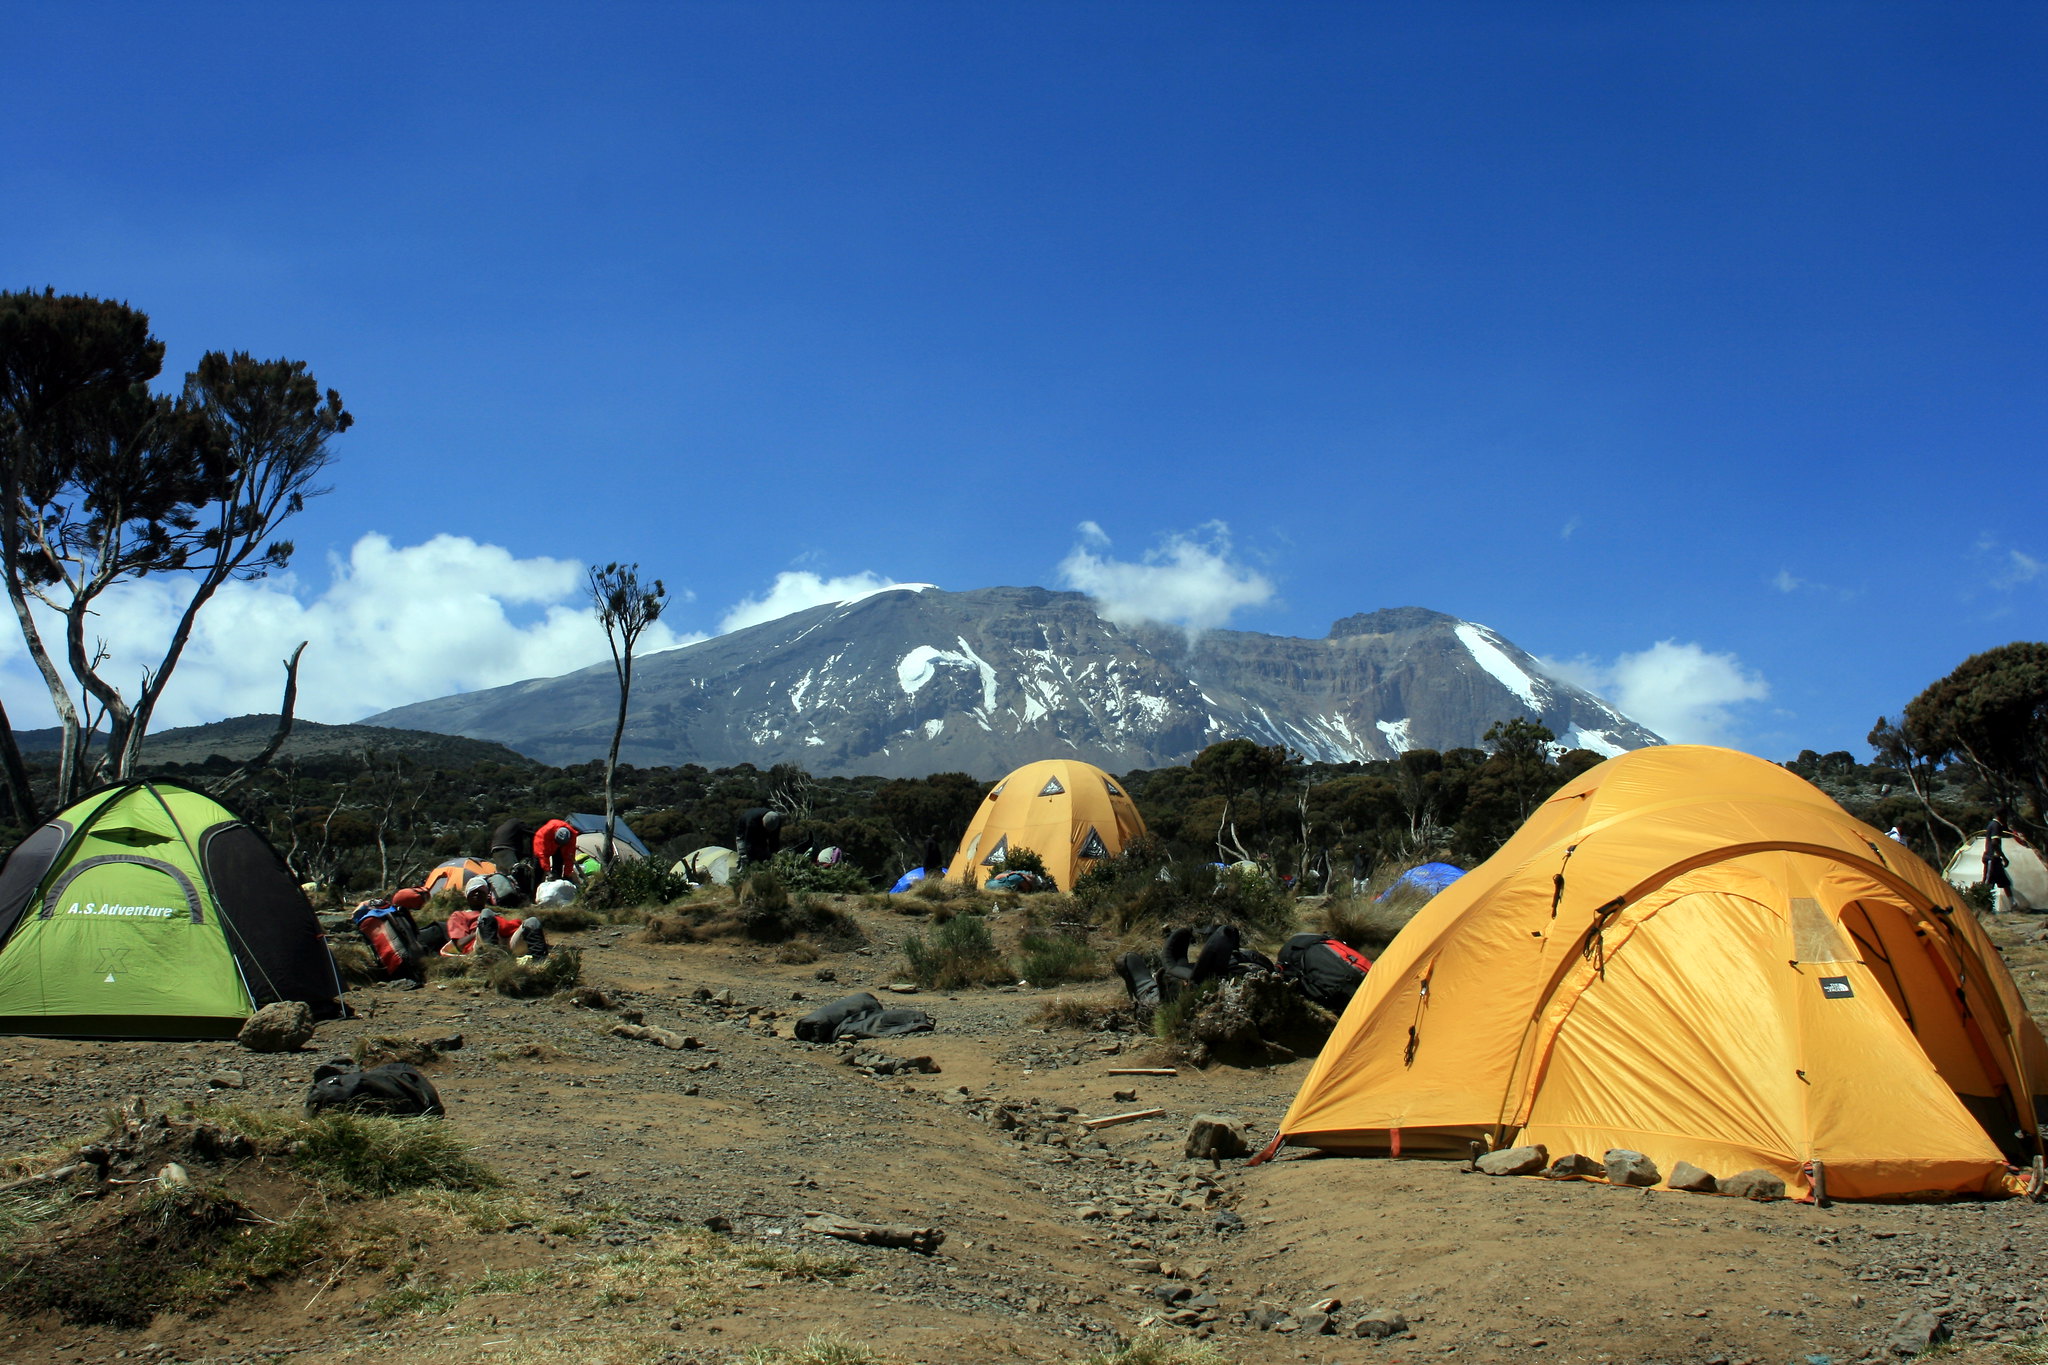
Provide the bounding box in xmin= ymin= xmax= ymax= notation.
xmin=1475 ymin=1144 xmax=1548 ymax=1176
xmin=1603 ymin=1148 xmax=1661 ymax=1187
xmin=1667 ymin=1161 xmax=1718 ymax=1193
xmin=237 ymin=1001 xmax=314 ymax=1053
xmin=1185 ymin=1115 xmax=1251 ymax=1161
xmin=1719 ymin=1168 xmax=1787 ymax=1201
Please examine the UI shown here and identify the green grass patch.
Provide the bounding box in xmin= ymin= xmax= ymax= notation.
xmin=489 ymin=946 xmax=583 ymax=997
xmin=741 ymin=1335 xmax=889 ymax=1365
xmin=1014 ymin=928 xmax=1101 ymax=986
xmin=902 ymin=912 xmax=1012 ymax=990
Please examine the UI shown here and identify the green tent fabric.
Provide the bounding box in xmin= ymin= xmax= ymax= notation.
xmin=0 ymin=780 xmax=343 ymax=1039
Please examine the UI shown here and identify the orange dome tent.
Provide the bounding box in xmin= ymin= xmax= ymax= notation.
xmin=1268 ymin=745 xmax=2048 ymax=1201
xmin=948 ymin=759 xmax=1146 ymax=893
xmin=422 ymin=857 xmax=495 ymax=897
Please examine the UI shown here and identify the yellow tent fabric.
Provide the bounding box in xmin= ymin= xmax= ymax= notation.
xmin=1274 ymin=745 xmax=2048 ymax=1201
xmin=948 ymin=759 xmax=1146 ymax=892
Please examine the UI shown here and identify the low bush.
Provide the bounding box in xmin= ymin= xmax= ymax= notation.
xmin=581 ymin=860 xmax=694 ymax=912
xmin=1081 ymin=1330 xmax=1234 ymax=1365
xmin=1029 ymin=993 xmax=1130 ymax=1031
xmin=327 ymin=938 xmax=383 ymax=988
xmin=488 ymin=947 xmax=582 ymax=998
xmin=1318 ymin=893 xmax=1423 ymax=954
xmin=902 ymin=913 xmax=1011 ymax=990
xmin=768 ymin=849 xmax=871 ymax=895
xmin=1014 ymin=928 xmax=1101 ymax=986
xmin=350 ymin=1034 xmax=439 ymax=1068
xmin=1094 ymin=857 xmax=1295 ymax=939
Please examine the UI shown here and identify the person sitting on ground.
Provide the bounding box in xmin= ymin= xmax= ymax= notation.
xmin=534 ymin=818 xmax=579 ymax=882
xmin=442 ymin=877 xmax=551 ymax=957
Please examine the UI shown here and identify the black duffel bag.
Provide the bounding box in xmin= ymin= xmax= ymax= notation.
xmin=303 ymin=1061 xmax=445 ymax=1118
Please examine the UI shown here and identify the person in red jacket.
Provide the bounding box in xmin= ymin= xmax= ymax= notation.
xmin=534 ymin=818 xmax=579 ymax=881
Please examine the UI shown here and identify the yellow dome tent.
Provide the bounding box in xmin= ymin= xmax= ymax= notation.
xmin=949 ymin=759 xmax=1146 ymax=892
xmin=1269 ymin=745 xmax=2048 ymax=1201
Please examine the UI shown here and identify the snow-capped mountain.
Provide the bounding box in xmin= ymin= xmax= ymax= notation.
xmin=361 ymin=587 xmax=1662 ymax=776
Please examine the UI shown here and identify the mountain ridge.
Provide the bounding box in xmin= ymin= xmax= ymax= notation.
xmin=362 ymin=585 xmax=1662 ymax=777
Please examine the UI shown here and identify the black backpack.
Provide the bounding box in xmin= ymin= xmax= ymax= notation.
xmin=1278 ymin=933 xmax=1374 ymax=1012
xmin=303 ymin=1061 xmax=445 ymax=1118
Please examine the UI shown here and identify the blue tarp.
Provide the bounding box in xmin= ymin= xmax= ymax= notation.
xmin=1377 ymin=861 xmax=1465 ymax=900
xmin=890 ymin=867 xmax=943 ymax=893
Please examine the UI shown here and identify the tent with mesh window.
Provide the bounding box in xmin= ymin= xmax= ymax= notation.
xmin=0 ymin=780 xmax=343 ymax=1038
xmin=1267 ymin=746 xmax=2048 ymax=1201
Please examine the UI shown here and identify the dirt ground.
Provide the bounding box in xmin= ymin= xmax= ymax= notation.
xmin=5 ymin=897 xmax=2048 ymax=1365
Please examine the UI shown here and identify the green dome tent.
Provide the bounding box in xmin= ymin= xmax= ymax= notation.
xmin=0 ymin=780 xmax=344 ymax=1039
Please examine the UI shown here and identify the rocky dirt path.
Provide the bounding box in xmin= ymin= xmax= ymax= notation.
xmin=3 ymin=902 xmax=2048 ymax=1365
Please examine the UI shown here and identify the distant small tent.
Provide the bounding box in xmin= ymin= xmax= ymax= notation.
xmin=682 ymin=846 xmax=736 ymax=886
xmin=567 ymin=814 xmax=651 ymax=860
xmin=948 ymin=760 xmax=1146 ymax=893
xmin=1944 ymin=837 xmax=2048 ymax=913
xmin=0 ymin=780 xmax=343 ymax=1039
xmin=423 ymin=857 xmax=496 ymax=898
xmin=575 ymin=831 xmax=644 ymax=866
xmin=1271 ymin=746 xmax=2048 ymax=1201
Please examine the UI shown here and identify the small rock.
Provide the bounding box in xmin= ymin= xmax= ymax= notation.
xmin=1603 ymin=1148 xmax=1661 ymax=1187
xmin=814 ymin=968 xmax=837 ymax=982
xmin=205 ymin=1072 xmax=245 ymax=1090
xmin=619 ymin=1009 xmax=645 ymax=1025
xmin=1719 ymin=1169 xmax=1787 ymax=1201
xmin=703 ymin=1214 xmax=733 ymax=1233
xmin=1476 ymin=1144 xmax=1549 ymax=1177
xmin=884 ymin=983 xmax=919 ymax=993
xmin=1212 ymin=1210 xmax=1245 ymax=1232
xmin=1299 ymin=1311 xmax=1334 ymax=1335
xmin=1668 ymin=1161 xmax=1718 ymax=1193
xmin=1354 ymin=1308 xmax=1410 ymax=1339
xmin=1887 ymin=1311 xmax=1950 ymax=1357
xmin=1023 ymin=1296 xmax=1046 ymax=1313
xmin=1248 ymin=1306 xmax=1286 ymax=1331
xmin=1153 ymin=1284 xmax=1191 ymax=1305
xmin=1184 ymin=1115 xmax=1250 ymax=1161
xmin=1189 ymin=1292 xmax=1220 ymax=1310
xmin=1310 ymin=1296 xmax=1342 ymax=1313
xmin=1543 ymin=1152 xmax=1603 ymax=1180
xmin=156 ymin=1162 xmax=190 ymax=1187
xmin=236 ymin=1001 xmax=314 ymax=1053
xmin=1113 ymin=1089 xmax=1138 ymax=1103
xmin=427 ymin=1033 xmax=464 ymax=1052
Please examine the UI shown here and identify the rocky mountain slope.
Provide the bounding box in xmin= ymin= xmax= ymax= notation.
xmin=363 ymin=586 xmax=1662 ymax=777
xmin=11 ymin=716 xmax=537 ymax=769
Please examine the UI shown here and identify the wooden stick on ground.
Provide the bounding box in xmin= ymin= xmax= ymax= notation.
xmin=1082 ymin=1108 xmax=1166 ymax=1129
xmin=802 ymin=1213 xmax=945 ymax=1254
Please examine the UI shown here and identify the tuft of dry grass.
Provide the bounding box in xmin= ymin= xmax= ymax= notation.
xmin=1028 ymin=992 xmax=1129 ymax=1031
xmin=776 ymin=938 xmax=822 ymax=964
xmin=489 ymin=947 xmax=582 ymax=997
xmin=350 ymin=1034 xmax=440 ymax=1068
xmin=1080 ymin=1330 xmax=1236 ymax=1365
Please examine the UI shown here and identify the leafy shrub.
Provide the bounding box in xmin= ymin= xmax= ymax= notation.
xmin=581 ymin=859 xmax=693 ymax=912
xmin=1028 ymin=993 xmax=1129 ymax=1031
xmin=738 ymin=874 xmax=866 ymax=948
xmin=1958 ymin=881 xmax=1997 ymax=916
xmin=903 ymin=912 xmax=1011 ymax=989
xmin=1014 ymin=928 xmax=1101 ymax=986
xmin=1093 ymin=857 xmax=1294 ymax=938
xmin=993 ymin=844 xmax=1050 ymax=882
xmin=1318 ymin=893 xmax=1423 ymax=954
xmin=767 ymin=849 xmax=870 ymax=894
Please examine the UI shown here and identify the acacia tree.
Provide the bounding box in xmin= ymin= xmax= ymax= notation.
xmin=0 ymin=290 xmax=350 ymax=817
xmin=589 ymin=561 xmax=666 ymax=867
xmin=1897 ymin=642 xmax=2048 ymax=843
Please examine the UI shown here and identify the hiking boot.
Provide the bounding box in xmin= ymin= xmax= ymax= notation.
xmin=519 ymin=917 xmax=550 ymax=958
xmin=475 ymin=914 xmax=503 ymax=947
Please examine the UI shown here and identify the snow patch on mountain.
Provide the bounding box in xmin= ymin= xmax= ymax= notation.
xmin=1454 ymin=623 xmax=1547 ymax=710
xmin=1377 ymin=718 xmax=1413 ymax=753
xmin=1563 ymin=724 xmax=1629 ymax=757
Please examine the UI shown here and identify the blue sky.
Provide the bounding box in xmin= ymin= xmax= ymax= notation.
xmin=2 ymin=2 xmax=2042 ymax=758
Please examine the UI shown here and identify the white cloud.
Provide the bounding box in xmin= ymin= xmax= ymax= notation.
xmin=1542 ymin=640 xmax=1770 ymax=745
xmin=0 ymin=533 xmax=705 ymax=730
xmin=1056 ymin=521 xmax=1275 ymax=633
xmin=1560 ymin=516 xmax=1581 ymax=540
xmin=1998 ymin=548 xmax=2044 ymax=588
xmin=718 ymin=571 xmax=902 ymax=634
xmin=1772 ymin=569 xmax=1803 ymax=593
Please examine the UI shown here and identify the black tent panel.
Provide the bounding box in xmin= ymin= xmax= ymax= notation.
xmin=0 ymin=822 xmax=69 ymax=951
xmin=200 ymin=822 xmax=344 ymax=1019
